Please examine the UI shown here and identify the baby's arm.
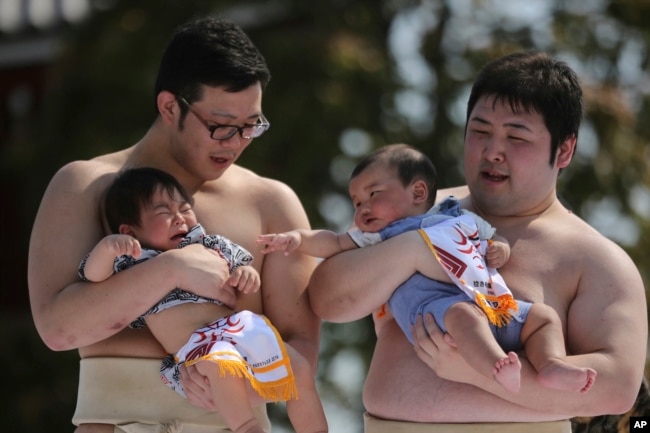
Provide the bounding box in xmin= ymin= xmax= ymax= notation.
xmin=227 ymin=265 xmax=260 ymax=294
xmin=257 ymin=228 xmax=357 ymax=258
xmin=485 ymin=234 xmax=510 ymax=269
xmin=82 ymin=234 xmax=142 ymax=282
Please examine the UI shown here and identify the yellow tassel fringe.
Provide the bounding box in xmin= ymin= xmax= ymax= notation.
xmin=475 ymin=293 xmax=519 ymax=327
xmin=205 ymin=359 xmax=298 ymax=402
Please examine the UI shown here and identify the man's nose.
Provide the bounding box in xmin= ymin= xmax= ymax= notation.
xmin=483 ymin=136 xmax=505 ymax=163
xmin=219 ymin=133 xmax=244 ymax=149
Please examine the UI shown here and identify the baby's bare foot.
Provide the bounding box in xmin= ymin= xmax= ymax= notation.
xmin=492 ymin=351 xmax=522 ymax=393
xmin=537 ymin=360 xmax=597 ymax=393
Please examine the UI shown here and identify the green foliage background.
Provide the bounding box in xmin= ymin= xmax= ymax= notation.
xmin=3 ymin=0 xmax=650 ymax=431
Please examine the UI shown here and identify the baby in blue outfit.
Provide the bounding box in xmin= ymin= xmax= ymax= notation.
xmin=259 ymin=143 xmax=596 ymax=395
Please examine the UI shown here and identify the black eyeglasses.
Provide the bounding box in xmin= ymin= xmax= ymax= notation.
xmin=177 ymin=96 xmax=270 ymax=140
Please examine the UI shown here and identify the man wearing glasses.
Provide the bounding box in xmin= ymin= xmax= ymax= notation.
xmin=28 ymin=16 xmax=320 ymax=433
xmin=177 ymin=95 xmax=270 ymax=142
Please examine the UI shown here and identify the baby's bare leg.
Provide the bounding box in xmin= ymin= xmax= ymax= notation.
xmin=521 ymin=303 xmax=597 ymax=393
xmin=444 ymin=302 xmax=521 ymax=393
xmin=284 ymin=344 xmax=328 ymax=432
xmin=194 ymin=360 xmax=266 ymax=433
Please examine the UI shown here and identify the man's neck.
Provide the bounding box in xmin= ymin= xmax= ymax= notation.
xmin=468 ymin=195 xmax=563 ymax=230
xmin=127 ymin=122 xmax=205 ymax=195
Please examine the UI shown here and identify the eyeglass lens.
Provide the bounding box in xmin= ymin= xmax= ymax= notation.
xmin=211 ymin=123 xmax=267 ymax=140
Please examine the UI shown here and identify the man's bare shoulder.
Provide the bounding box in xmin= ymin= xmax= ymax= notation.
xmin=197 ymin=165 xmax=309 ymax=236
xmin=49 ymin=149 xmax=131 ymax=194
xmin=55 ymin=149 xmax=128 ymax=181
xmin=546 ymin=204 xmax=630 ymax=259
xmin=534 ymin=202 xmax=641 ymax=308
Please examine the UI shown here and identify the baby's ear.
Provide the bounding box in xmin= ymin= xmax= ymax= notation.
xmin=412 ymin=180 xmax=429 ymax=204
xmin=118 ymin=224 xmax=135 ymax=236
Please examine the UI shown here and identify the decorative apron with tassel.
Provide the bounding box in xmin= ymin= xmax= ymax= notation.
xmin=172 ymin=310 xmax=297 ymax=402
xmin=417 ymin=212 xmax=518 ymax=327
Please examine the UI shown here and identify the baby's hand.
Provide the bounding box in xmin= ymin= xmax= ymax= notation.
xmin=485 ymin=240 xmax=510 ymax=269
xmin=103 ymin=234 xmax=142 ymax=258
xmin=227 ymin=265 xmax=260 ymax=294
xmin=257 ymin=231 xmax=301 ymax=255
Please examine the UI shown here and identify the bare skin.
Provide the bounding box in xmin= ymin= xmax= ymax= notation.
xmin=308 ymin=97 xmax=647 ymax=421
xmin=493 ymin=352 xmax=522 ymax=393
xmin=261 ymin=156 xmax=596 ymax=396
xmin=83 ymin=187 xmax=327 ymax=433
xmin=28 ymin=85 xmax=323 ymax=431
xmin=444 ymin=300 xmax=595 ymax=394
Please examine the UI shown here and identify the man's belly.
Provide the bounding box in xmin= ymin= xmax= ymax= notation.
xmin=363 ymin=320 xmax=556 ymax=422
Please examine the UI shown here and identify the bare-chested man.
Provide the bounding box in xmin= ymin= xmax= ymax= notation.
xmin=28 ymin=16 xmax=320 ymax=433
xmin=308 ymin=51 xmax=647 ymax=432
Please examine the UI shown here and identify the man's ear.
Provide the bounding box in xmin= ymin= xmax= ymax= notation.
xmin=157 ymin=91 xmax=178 ymax=125
xmin=556 ymin=134 xmax=576 ymax=169
xmin=412 ymin=180 xmax=429 ymax=205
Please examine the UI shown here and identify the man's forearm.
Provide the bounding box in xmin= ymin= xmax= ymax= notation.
xmin=36 ymin=256 xmax=180 ymax=351
xmin=462 ymin=352 xmax=634 ymax=417
xmin=309 ymin=231 xmax=437 ymax=322
xmin=309 ymin=247 xmax=398 ymax=322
